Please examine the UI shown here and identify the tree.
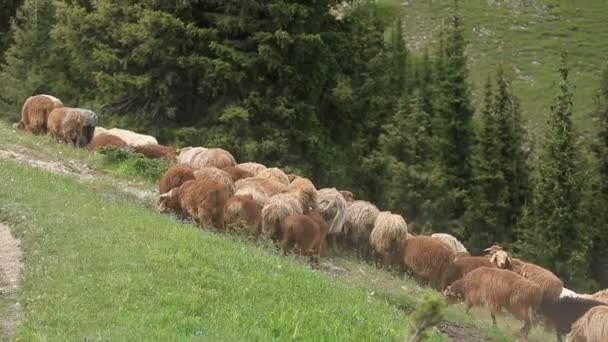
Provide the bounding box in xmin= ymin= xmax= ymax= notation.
xmin=517 ymin=52 xmax=592 ymax=286
xmin=0 ymin=0 xmax=22 ymax=58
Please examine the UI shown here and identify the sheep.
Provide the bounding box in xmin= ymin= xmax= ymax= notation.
xmin=106 ymin=128 xmax=158 ymax=146
xmin=236 ymin=162 xmax=267 ymax=176
xmin=339 ymin=190 xmax=354 ymax=203
xmin=401 ymin=235 xmax=455 ymax=290
xmin=75 ymin=108 xmax=98 ymax=147
xmin=369 ymin=211 xmax=408 ymax=268
xmin=431 ymin=233 xmax=469 ymax=255
xmin=93 ymin=126 xmax=108 ymax=138
xmin=280 ymin=213 xmax=326 ymax=263
xmin=157 ymin=179 xmax=233 ymax=230
xmin=234 ymin=186 xmax=270 ymax=207
xmin=315 ymin=188 xmax=347 ymax=254
xmin=343 ymin=200 xmax=380 ymax=259
xmin=487 ymin=247 xmax=564 ymax=300
xmin=235 ymin=177 xmax=287 ymax=197
xmin=18 ymin=94 xmax=63 ymax=134
xmin=177 ymin=147 xmax=207 ymax=165
xmin=222 ymin=166 xmax=253 ymax=182
xmin=559 ymin=287 xmax=580 ymax=299
xmin=223 ymin=194 xmax=262 ymax=236
xmin=257 ymin=167 xmax=290 ymax=186
xmin=47 ymin=107 xmax=85 ymax=146
xmin=193 ymin=167 xmax=236 ymax=193
xmin=569 ymin=305 xmax=608 ymax=342
xmin=444 ymin=267 xmax=543 ymax=340
xmin=191 ymin=148 xmax=236 ymax=169
xmin=132 ymin=144 xmax=177 ymax=161
xmin=445 ymin=256 xmax=495 ymax=287
xmin=306 ymin=210 xmax=329 ymax=257
xmin=87 ymin=133 xmax=128 ymax=151
xmin=540 ymin=296 xmax=607 ymax=342
xmin=591 ymin=289 xmax=608 ymax=304
xmin=287 ymin=177 xmax=317 ymax=212
xmin=159 ymin=164 xmax=195 ymax=195
xmin=261 ymin=193 xmax=303 ymax=240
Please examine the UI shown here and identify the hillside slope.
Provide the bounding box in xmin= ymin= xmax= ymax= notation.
xmin=398 ymin=0 xmax=608 ymax=130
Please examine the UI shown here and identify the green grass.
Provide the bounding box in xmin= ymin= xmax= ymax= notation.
xmin=390 ymin=0 xmax=608 ymax=131
xmin=0 ymin=120 xmax=557 ymax=341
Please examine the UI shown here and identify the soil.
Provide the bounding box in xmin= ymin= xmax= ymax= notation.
xmin=0 ymin=223 xmax=23 ymax=339
xmin=437 ymin=321 xmax=492 ymax=342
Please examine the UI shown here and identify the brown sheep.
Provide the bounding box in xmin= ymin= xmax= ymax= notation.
xmin=287 ymin=177 xmax=317 ymax=212
xmin=257 ymin=167 xmax=290 ymax=186
xmin=235 ymin=177 xmax=287 ymax=198
xmin=191 ymin=148 xmax=236 ymax=169
xmin=400 ymin=235 xmax=455 ymax=290
xmin=487 ymin=247 xmax=564 ymax=300
xmin=87 ymin=133 xmax=128 ymax=151
xmin=569 ymin=305 xmax=608 ymax=342
xmin=177 ymin=147 xmax=207 ymax=165
xmin=159 ymin=164 xmax=195 ymax=195
xmin=306 ymin=210 xmax=330 ymax=258
xmin=193 ymin=167 xmax=236 ymax=193
xmin=47 ymin=107 xmax=85 ymax=146
xmin=261 ymin=193 xmax=303 ymax=240
xmin=280 ymin=214 xmax=325 ymax=263
xmin=444 ymin=267 xmax=543 ymax=341
xmin=234 ymin=186 xmax=269 ymax=207
xmin=591 ymin=289 xmax=608 ymax=304
xmin=223 ymin=194 xmax=262 ymax=236
xmin=236 ymin=162 xmax=267 ymax=176
xmin=157 ymin=179 xmax=233 ymax=230
xmin=132 ymin=144 xmax=177 ymax=161
xmin=369 ymin=211 xmax=408 ymax=268
xmin=222 ymin=166 xmax=254 ymax=182
xmin=446 ymin=256 xmax=495 ymax=287
xmin=18 ymin=94 xmax=63 ymax=134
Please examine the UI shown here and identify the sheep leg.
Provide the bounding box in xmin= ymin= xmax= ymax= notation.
xmin=518 ymin=320 xmax=531 ymax=342
xmin=465 ymin=303 xmax=472 ymax=315
xmin=554 ymin=330 xmax=562 ymax=342
xmin=490 ymin=312 xmax=497 ymax=326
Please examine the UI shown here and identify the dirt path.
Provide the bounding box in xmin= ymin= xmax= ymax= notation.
xmin=0 ymin=223 xmax=23 ymax=339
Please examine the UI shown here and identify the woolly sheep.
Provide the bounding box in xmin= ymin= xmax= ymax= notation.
xmin=191 ymin=148 xmax=236 ymax=169
xmin=280 ymin=213 xmax=327 ymax=263
xmin=540 ymin=296 xmax=607 ymax=342
xmin=431 ymin=233 xmax=469 ymax=255
xmin=93 ymin=125 xmax=108 ymax=137
xmin=569 ymin=305 xmax=608 ymax=342
xmin=369 ymin=211 xmax=408 ymax=267
xmin=234 ymin=186 xmax=270 ymax=207
xmin=223 ymin=194 xmax=262 ymax=236
xmin=194 ymin=167 xmax=236 ymax=193
xmin=315 ymin=188 xmax=347 ymax=253
xmin=159 ymin=164 xmax=195 ymax=194
xmin=445 ymin=256 xmax=495 ymax=287
xmin=87 ymin=133 xmax=128 ymax=151
xmin=235 ymin=177 xmax=287 ymax=198
xmin=177 ymin=147 xmax=207 ymax=165
xmin=343 ymin=200 xmax=380 ymax=259
xmin=132 ymin=144 xmax=177 ymax=161
xmin=444 ymin=267 xmax=543 ymax=340
xmin=257 ymin=167 xmax=290 ymax=186
xmin=18 ymin=94 xmax=63 ymax=134
xmin=75 ymin=108 xmax=98 ymax=147
xmin=47 ymin=107 xmax=85 ymax=146
xmin=236 ymin=162 xmax=267 ymax=176
xmin=287 ymin=177 xmax=317 ymax=212
xmin=339 ymin=190 xmax=355 ymax=203
xmin=401 ymin=235 xmax=455 ymax=290
xmin=106 ymin=128 xmax=158 ymax=147
xmin=222 ymin=166 xmax=254 ymax=182
xmin=261 ymin=193 xmax=303 ymax=240
xmin=591 ymin=289 xmax=608 ymax=304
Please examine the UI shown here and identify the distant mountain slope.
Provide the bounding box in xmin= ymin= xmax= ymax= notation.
xmin=397 ymin=0 xmax=608 ymax=130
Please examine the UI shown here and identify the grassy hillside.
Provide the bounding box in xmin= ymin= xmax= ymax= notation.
xmin=394 ymin=0 xmax=608 ymax=131
xmin=0 ymin=121 xmax=555 ymax=341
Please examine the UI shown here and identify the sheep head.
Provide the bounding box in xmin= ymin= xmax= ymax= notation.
xmin=443 ymin=285 xmax=463 ymax=304
xmin=157 ymin=189 xmax=179 ymax=213
xmin=489 ymin=250 xmax=512 ymax=269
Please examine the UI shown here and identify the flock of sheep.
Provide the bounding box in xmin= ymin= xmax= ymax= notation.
xmin=14 ymin=94 xmax=608 ymax=342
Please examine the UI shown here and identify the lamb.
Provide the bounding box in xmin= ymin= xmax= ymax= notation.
xmin=369 ymin=211 xmax=408 ymax=268
xmin=132 ymin=144 xmax=177 ymax=161
xmin=47 ymin=107 xmax=85 ymax=146
xmin=257 ymin=167 xmax=290 ymax=186
xmin=223 ymin=194 xmax=262 ymax=236
xmin=315 ymin=188 xmax=347 ymax=253
xmin=400 ymin=235 xmax=455 ymax=290
xmin=17 ymin=94 xmax=63 ymax=134
xmin=287 ymin=177 xmax=317 ymax=212
xmin=261 ymin=193 xmax=303 ymax=240
xmin=280 ymin=213 xmax=326 ymax=263
xmin=444 ymin=267 xmax=543 ymax=341
xmin=76 ymin=108 xmax=98 ymax=147
xmin=487 ymin=247 xmax=564 ymax=300
xmin=540 ymin=296 xmax=607 ymax=342
xmin=87 ymin=133 xmax=128 ymax=151
xmin=191 ymin=148 xmax=236 ymax=169
xmin=431 ymin=233 xmax=469 ymax=256
xmin=222 ymin=166 xmax=253 ymax=182
xmin=177 ymin=147 xmax=207 ymax=165
xmin=157 ymin=179 xmax=233 ymax=230
xmin=159 ymin=164 xmax=195 ymax=194
xmin=569 ymin=305 xmax=608 ymax=342
xmin=106 ymin=128 xmax=158 ymax=146
xmin=445 ymin=256 xmax=495 ymax=287
xmin=193 ymin=167 xmax=236 ymax=193
xmin=343 ymin=200 xmax=380 ymax=259
xmin=236 ymin=162 xmax=267 ymax=176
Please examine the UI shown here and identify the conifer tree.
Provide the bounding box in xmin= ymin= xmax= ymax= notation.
xmin=518 ymin=52 xmax=592 ymax=283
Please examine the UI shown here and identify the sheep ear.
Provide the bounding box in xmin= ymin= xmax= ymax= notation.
xmin=507 ymin=255 xmax=512 ymax=265
xmin=490 ymin=254 xmax=496 ymax=264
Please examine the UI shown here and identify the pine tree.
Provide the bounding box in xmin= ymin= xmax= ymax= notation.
xmin=0 ymin=0 xmax=22 ymax=57
xmin=518 ymin=52 xmax=592 ymax=284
